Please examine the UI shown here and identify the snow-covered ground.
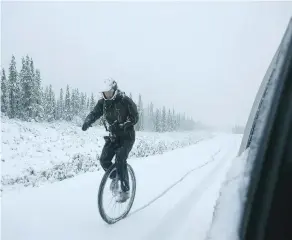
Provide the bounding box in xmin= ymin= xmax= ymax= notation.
xmin=1 ymin=117 xmax=213 ymax=191
xmin=1 ymin=132 xmax=243 ymax=240
xmin=205 ymin=147 xmax=250 ymax=240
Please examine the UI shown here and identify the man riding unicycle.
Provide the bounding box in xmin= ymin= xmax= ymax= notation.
xmin=82 ymin=78 xmax=139 ymax=203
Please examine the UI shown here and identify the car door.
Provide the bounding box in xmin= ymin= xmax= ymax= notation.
xmin=239 ymin=16 xmax=292 ymax=240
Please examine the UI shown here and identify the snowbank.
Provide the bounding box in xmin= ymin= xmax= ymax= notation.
xmin=1 ymin=117 xmax=213 ymax=190
xmin=205 ymin=148 xmax=250 ymax=240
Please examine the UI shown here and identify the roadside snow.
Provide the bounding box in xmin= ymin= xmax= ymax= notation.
xmin=1 ymin=117 xmax=213 ymax=190
xmin=205 ymin=148 xmax=250 ymax=240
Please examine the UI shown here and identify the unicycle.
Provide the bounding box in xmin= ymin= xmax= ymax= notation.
xmin=97 ymin=133 xmax=137 ymax=224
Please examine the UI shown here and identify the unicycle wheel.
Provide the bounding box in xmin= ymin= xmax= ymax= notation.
xmin=97 ymin=163 xmax=136 ymax=224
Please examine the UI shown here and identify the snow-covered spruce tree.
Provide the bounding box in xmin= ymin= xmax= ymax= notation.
xmin=167 ymin=109 xmax=173 ymax=132
xmin=171 ymin=110 xmax=176 ymax=131
xmin=149 ymin=102 xmax=155 ymax=131
xmin=83 ymin=92 xmax=90 ymax=114
xmin=51 ymin=86 xmax=57 ymax=121
xmin=86 ymin=98 xmax=90 ymax=110
xmin=76 ymin=89 xmax=81 ymax=116
xmin=1 ymin=68 xmax=9 ymax=114
xmin=171 ymin=109 xmax=176 ymax=131
xmin=19 ymin=56 xmax=34 ymax=120
xmin=43 ymin=84 xmax=56 ymax=121
xmin=90 ymin=93 xmax=95 ymax=111
xmin=136 ymin=94 xmax=144 ymax=131
xmin=70 ymin=88 xmax=84 ymax=124
xmin=161 ymin=106 xmax=167 ymax=132
xmin=29 ymin=58 xmax=36 ymax=119
xmin=33 ymin=69 xmax=44 ymax=121
xmin=55 ymin=88 xmax=65 ymax=121
xmin=25 ymin=57 xmax=43 ymax=121
xmin=143 ymin=103 xmax=150 ymax=131
xmin=82 ymin=92 xmax=86 ymax=107
xmin=7 ymin=55 xmax=21 ymax=119
xmin=42 ymin=86 xmax=49 ymax=120
xmin=70 ymin=88 xmax=76 ymax=117
xmin=64 ymin=85 xmax=71 ymax=121
xmin=154 ymin=108 xmax=161 ymax=132
xmin=55 ymin=98 xmax=61 ymax=120
xmin=58 ymin=88 xmax=64 ymax=120
xmin=79 ymin=92 xmax=88 ymax=120
xmin=79 ymin=92 xmax=84 ymax=112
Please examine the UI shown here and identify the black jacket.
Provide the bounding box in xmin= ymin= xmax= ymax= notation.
xmin=83 ymin=91 xmax=139 ymax=136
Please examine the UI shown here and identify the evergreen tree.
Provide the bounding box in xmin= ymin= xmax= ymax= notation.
xmin=55 ymin=98 xmax=61 ymax=120
xmin=79 ymin=92 xmax=88 ymax=120
xmin=167 ymin=109 xmax=173 ymax=132
xmin=84 ymin=93 xmax=87 ymax=109
xmin=46 ymin=84 xmax=56 ymax=121
xmin=30 ymin=57 xmax=36 ymax=114
xmin=161 ymin=106 xmax=166 ymax=132
xmin=71 ymin=88 xmax=76 ymax=116
xmin=64 ymin=85 xmax=71 ymax=120
xmin=136 ymin=94 xmax=144 ymax=131
xmin=155 ymin=108 xmax=161 ymax=132
xmin=55 ymin=88 xmax=62 ymax=120
xmin=172 ymin=109 xmax=177 ymax=131
xmin=90 ymin=93 xmax=95 ymax=111
xmin=34 ymin=69 xmax=44 ymax=121
xmin=43 ymin=85 xmax=49 ymax=120
xmin=75 ymin=88 xmax=81 ymax=115
xmin=7 ymin=55 xmax=20 ymax=119
xmin=19 ymin=56 xmax=35 ymax=120
xmin=59 ymin=88 xmax=64 ymax=120
xmin=70 ymin=88 xmax=82 ymax=118
xmin=87 ymin=98 xmax=90 ymax=110
xmin=80 ymin=92 xmax=86 ymax=110
xmin=35 ymin=70 xmax=42 ymax=103
xmin=1 ymin=68 xmax=9 ymax=114
xmin=149 ymin=102 xmax=154 ymax=131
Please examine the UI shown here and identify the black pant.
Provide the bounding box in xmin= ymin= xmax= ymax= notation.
xmin=99 ymin=131 xmax=135 ymax=191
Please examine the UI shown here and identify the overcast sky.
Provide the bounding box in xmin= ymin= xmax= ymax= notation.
xmin=2 ymin=1 xmax=292 ymax=128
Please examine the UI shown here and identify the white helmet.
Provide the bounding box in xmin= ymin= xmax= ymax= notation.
xmin=99 ymin=77 xmax=118 ymax=93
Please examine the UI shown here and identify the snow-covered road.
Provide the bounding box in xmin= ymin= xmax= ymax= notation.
xmin=2 ymin=133 xmax=242 ymax=240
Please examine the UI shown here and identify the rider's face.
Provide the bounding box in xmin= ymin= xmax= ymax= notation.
xmin=103 ymin=90 xmax=114 ymax=99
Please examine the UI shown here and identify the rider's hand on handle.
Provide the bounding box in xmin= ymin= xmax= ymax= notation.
xmin=120 ymin=121 xmax=131 ymax=131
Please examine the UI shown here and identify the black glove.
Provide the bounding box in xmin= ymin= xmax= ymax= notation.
xmin=82 ymin=122 xmax=90 ymax=131
xmin=118 ymin=121 xmax=132 ymax=132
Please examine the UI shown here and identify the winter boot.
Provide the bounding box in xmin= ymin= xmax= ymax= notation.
xmin=116 ymin=190 xmax=130 ymax=203
xmin=110 ymin=178 xmax=119 ymax=195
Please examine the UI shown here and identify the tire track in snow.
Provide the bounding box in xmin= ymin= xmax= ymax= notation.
xmin=143 ymin=138 xmax=238 ymax=240
xmin=128 ymin=148 xmax=222 ymax=217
